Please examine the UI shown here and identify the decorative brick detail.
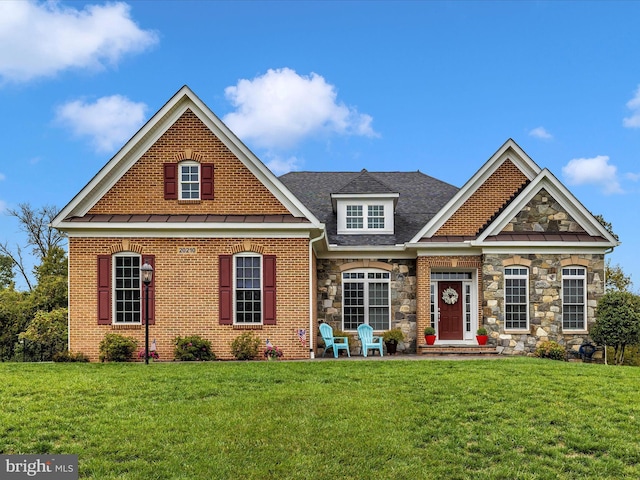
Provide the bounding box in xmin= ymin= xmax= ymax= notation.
xmin=107 ymin=240 xmax=144 ymax=254
xmin=230 ymin=241 xmax=266 ymax=255
xmin=173 ymin=148 xmax=204 ymax=162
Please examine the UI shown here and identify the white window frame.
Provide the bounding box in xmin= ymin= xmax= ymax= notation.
xmin=342 ymin=269 xmax=391 ymax=331
xmin=179 ymin=161 xmax=200 ymax=200
xmin=336 ymin=198 xmax=395 ymax=234
xmin=233 ymin=253 xmax=263 ymax=325
xmin=504 ymin=267 xmax=529 ymax=332
xmin=562 ymin=267 xmax=587 ymax=332
xmin=113 ymin=252 xmax=142 ymax=325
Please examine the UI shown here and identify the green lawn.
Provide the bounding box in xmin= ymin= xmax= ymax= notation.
xmin=1 ymin=358 xmax=639 ymax=479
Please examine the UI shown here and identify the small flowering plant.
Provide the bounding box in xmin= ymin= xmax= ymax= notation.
xmin=264 ymin=345 xmax=283 ymax=359
xmin=138 ymin=349 xmax=159 ymax=360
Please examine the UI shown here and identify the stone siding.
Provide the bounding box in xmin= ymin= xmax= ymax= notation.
xmin=316 ymin=259 xmax=417 ymax=354
xmin=483 ymin=253 xmax=604 ymax=355
xmin=503 ymin=189 xmax=586 ymax=233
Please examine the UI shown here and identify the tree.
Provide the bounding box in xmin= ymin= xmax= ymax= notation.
xmin=30 ymin=246 xmax=68 ymax=312
xmin=605 ymin=259 xmax=633 ymax=293
xmin=591 ymin=291 xmax=640 ymax=365
xmin=593 ymin=213 xmax=619 ymax=241
xmin=18 ymin=308 xmax=68 ymax=361
xmin=0 ymin=203 xmax=65 ymax=291
xmin=0 ymin=254 xmax=14 ymax=290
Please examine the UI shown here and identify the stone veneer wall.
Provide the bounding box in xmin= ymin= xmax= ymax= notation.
xmin=483 ymin=253 xmax=605 ymax=355
xmin=316 ymin=259 xmax=417 ymax=354
xmin=503 ymin=188 xmax=586 ymax=233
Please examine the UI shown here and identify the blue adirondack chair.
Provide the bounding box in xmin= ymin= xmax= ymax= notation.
xmin=319 ymin=323 xmax=351 ymax=358
xmin=357 ymin=323 xmax=384 ymax=357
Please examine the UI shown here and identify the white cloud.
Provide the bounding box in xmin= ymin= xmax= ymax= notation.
xmin=223 ymin=68 xmax=378 ymax=150
xmin=562 ymin=155 xmax=622 ymax=195
xmin=626 ymin=172 xmax=640 ymax=182
xmin=528 ymin=126 xmax=552 ymax=140
xmin=623 ymin=85 xmax=640 ymax=128
xmin=0 ymin=1 xmax=158 ymax=83
xmin=55 ymin=95 xmax=147 ymax=152
xmin=262 ymin=153 xmax=301 ymax=176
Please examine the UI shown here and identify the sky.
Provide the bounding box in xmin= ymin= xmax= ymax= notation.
xmin=1 ymin=0 xmax=639 ymax=290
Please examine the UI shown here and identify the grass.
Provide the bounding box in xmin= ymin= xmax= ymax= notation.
xmin=1 ymin=358 xmax=639 ymax=479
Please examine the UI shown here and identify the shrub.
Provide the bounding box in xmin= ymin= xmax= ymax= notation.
xmin=174 ymin=335 xmax=215 ymax=361
xmin=591 ymin=291 xmax=640 ymax=365
xmin=231 ymin=332 xmax=261 ymax=360
xmin=535 ymin=341 xmax=566 ymax=361
xmin=99 ymin=333 xmax=138 ymax=362
xmin=424 ymin=326 xmax=436 ymax=336
xmin=477 ymin=327 xmax=488 ymax=336
xmin=53 ymin=351 xmax=90 ymax=362
xmin=382 ymin=328 xmax=405 ymax=343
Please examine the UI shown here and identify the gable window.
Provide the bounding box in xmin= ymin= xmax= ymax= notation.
xmin=114 ymin=254 xmax=141 ymax=323
xmin=180 ymin=161 xmax=200 ymax=200
xmin=562 ymin=267 xmax=586 ymax=331
xmin=235 ymin=254 xmax=262 ymax=324
xmin=337 ymin=200 xmax=394 ymax=234
xmin=504 ymin=267 xmax=528 ymax=330
xmin=342 ymin=270 xmax=390 ymax=331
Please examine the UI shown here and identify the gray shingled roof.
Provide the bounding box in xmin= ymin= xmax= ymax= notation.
xmin=279 ymin=171 xmax=459 ymax=245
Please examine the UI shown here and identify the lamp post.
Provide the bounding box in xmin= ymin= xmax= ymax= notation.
xmin=140 ymin=262 xmax=153 ymax=364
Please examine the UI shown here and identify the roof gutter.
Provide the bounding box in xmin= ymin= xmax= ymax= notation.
xmin=308 ymin=230 xmax=326 ymax=359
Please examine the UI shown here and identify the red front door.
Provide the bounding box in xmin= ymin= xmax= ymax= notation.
xmin=438 ymin=281 xmax=463 ymax=340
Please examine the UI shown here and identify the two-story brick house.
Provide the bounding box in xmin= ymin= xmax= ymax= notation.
xmin=52 ymin=86 xmax=619 ymax=360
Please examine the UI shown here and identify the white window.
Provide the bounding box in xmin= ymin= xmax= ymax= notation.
xmin=336 ymin=198 xmax=395 ymax=234
xmin=342 ymin=270 xmax=390 ymax=331
xmin=235 ymin=254 xmax=262 ymax=324
xmin=114 ymin=253 xmax=141 ymax=324
xmin=346 ymin=205 xmax=363 ymax=229
xmin=367 ymin=205 xmax=385 ymax=229
xmin=504 ymin=267 xmax=529 ymax=330
xmin=180 ymin=161 xmax=200 ymax=200
xmin=562 ymin=267 xmax=587 ymax=331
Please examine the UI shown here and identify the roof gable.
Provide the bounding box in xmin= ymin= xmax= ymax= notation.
xmin=52 ymin=86 xmax=321 ymax=229
xmin=475 ymin=169 xmax=619 ymax=246
xmin=411 ymin=139 xmax=541 ymax=242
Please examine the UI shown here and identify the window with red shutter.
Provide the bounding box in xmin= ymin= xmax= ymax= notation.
xmin=263 ymin=255 xmax=277 ymax=325
xmin=164 ymin=163 xmax=178 ymax=200
xmin=201 ymin=163 xmax=214 ymax=200
xmin=219 ymin=255 xmax=233 ymax=325
xmin=97 ymin=255 xmax=111 ymax=325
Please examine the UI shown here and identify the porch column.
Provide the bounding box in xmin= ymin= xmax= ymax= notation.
xmin=416 ymin=256 xmax=431 ymax=347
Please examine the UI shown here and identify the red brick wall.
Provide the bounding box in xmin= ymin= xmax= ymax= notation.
xmin=89 ymin=109 xmax=289 ymax=215
xmin=68 ymin=237 xmax=311 ymax=361
xmin=436 ymin=159 xmax=528 ymax=236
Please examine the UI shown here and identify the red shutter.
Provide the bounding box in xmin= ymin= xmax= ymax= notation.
xmin=97 ymin=255 xmax=111 ymax=325
xmin=164 ymin=163 xmax=177 ymax=200
xmin=141 ymin=255 xmax=155 ymax=325
xmin=219 ymin=255 xmax=233 ymax=325
xmin=263 ymin=255 xmax=276 ymax=325
xmin=201 ymin=163 xmax=214 ymax=200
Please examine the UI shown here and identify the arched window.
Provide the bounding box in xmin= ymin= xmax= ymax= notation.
xmin=342 ymin=269 xmax=390 ymax=331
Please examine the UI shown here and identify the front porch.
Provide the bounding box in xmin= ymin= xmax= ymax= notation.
xmin=418 ymin=344 xmax=498 ymax=356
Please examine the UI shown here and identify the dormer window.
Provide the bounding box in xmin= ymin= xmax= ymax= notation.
xmin=335 ymin=197 xmax=395 ymax=234
xmin=330 ymin=170 xmax=399 ymax=235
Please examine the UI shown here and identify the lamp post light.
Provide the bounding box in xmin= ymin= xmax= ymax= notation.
xmin=140 ymin=262 xmax=154 ymax=365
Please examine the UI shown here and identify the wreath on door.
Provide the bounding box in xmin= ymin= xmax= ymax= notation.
xmin=442 ymin=287 xmax=459 ymax=305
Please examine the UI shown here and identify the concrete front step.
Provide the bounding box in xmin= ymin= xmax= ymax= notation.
xmin=418 ymin=344 xmax=498 ymax=356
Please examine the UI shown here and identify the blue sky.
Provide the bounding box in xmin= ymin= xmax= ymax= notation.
xmin=1 ymin=0 xmax=639 ymax=289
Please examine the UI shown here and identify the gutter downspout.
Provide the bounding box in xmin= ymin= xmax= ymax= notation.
xmin=309 ymin=230 xmax=325 ymax=359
